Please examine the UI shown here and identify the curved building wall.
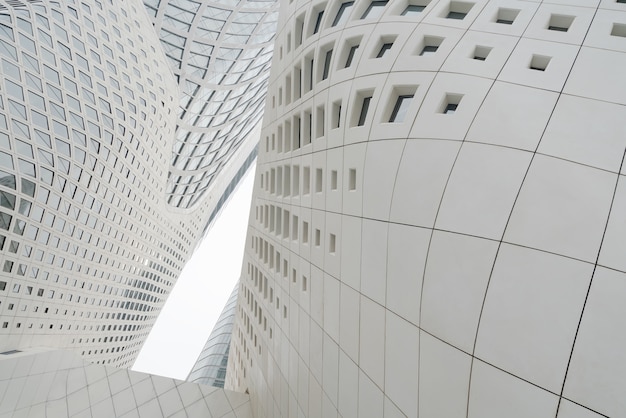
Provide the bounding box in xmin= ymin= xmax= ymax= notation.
xmin=227 ymin=1 xmax=626 ymax=417
xmin=0 ymin=0 xmax=273 ymax=369
xmin=188 ymin=284 xmax=238 ymax=388
xmin=0 ymin=0 xmax=182 ymax=368
xmin=144 ymin=0 xmax=278 ymax=209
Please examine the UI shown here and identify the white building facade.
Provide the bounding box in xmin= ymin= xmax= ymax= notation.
xmin=227 ymin=1 xmax=626 ymax=417
xmin=0 ymin=0 xmax=275 ymax=369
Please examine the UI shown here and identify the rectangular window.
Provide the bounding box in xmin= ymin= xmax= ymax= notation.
xmin=348 ymin=168 xmax=357 ymax=190
xmin=303 ymin=166 xmax=310 ymax=195
xmin=333 ymin=2 xmax=354 ymax=27
xmin=313 ymin=11 xmax=324 ymax=34
xmin=316 ymin=105 xmax=325 ymax=138
xmin=345 ymin=45 xmax=359 ymax=67
xmin=316 ymin=168 xmax=323 ymax=192
xmin=389 ymin=94 xmax=414 ymax=122
xmin=495 ymin=8 xmax=519 ymax=25
xmin=293 ymin=165 xmax=300 ymax=195
xmin=322 ymin=49 xmax=332 ymax=80
xmin=332 ymin=101 xmax=342 ymax=128
xmin=357 ymin=96 xmax=372 ymax=126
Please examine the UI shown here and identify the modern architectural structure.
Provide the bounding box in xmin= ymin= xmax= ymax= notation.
xmin=0 ymin=0 xmax=275 ymax=369
xmin=227 ymin=0 xmax=626 ymax=417
xmin=4 ymin=0 xmax=626 ymax=417
xmin=142 ymin=0 xmax=278 ymax=210
xmin=0 ymin=347 xmax=253 ymax=417
xmin=188 ymin=286 xmax=238 ymax=388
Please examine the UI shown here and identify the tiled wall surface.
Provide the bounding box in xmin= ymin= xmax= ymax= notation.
xmin=228 ymin=0 xmax=626 ymax=417
xmin=0 ymin=348 xmax=252 ymax=417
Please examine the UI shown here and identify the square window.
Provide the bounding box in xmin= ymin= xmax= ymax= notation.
xmin=419 ymin=36 xmax=443 ymax=56
xmin=548 ymin=14 xmax=574 ymax=32
xmin=473 ymin=45 xmax=492 ymax=61
xmin=530 ymin=54 xmax=551 ymax=71
xmin=495 ymin=8 xmax=519 ymax=25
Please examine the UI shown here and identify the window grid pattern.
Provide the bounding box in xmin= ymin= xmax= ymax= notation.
xmin=228 ymin=1 xmax=626 ymax=418
xmin=145 ymin=0 xmax=279 ymax=209
xmin=0 ymin=0 xmax=209 ymax=368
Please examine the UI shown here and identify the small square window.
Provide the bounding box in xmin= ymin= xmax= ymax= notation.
xmin=473 ymin=45 xmax=492 ymax=61
xmin=548 ymin=14 xmax=574 ymax=32
xmin=419 ymin=36 xmax=443 ymax=56
xmin=495 ymin=8 xmax=519 ymax=25
xmin=322 ymin=49 xmax=333 ymax=80
xmin=529 ymin=54 xmax=551 ymax=71
xmin=357 ymin=96 xmax=372 ymax=126
xmin=313 ymin=11 xmax=324 ymax=34
xmin=345 ymin=44 xmax=359 ymax=67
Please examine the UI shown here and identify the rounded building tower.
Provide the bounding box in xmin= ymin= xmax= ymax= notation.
xmin=228 ymin=0 xmax=626 ymax=417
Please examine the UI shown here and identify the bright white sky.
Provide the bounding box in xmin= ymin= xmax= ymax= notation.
xmin=132 ymin=163 xmax=255 ymax=380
